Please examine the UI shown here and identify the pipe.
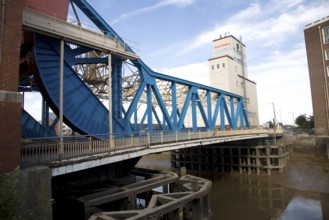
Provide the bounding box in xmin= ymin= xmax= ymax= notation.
xmin=0 ymin=0 xmax=5 ymax=64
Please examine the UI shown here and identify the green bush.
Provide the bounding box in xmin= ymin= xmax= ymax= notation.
xmin=0 ymin=168 xmax=20 ymax=220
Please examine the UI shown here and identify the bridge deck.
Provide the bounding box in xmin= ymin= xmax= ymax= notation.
xmin=21 ymin=130 xmax=280 ymax=176
xmin=22 ymin=7 xmax=138 ymax=59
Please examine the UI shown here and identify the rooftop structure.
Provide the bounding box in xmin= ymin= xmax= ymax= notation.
xmin=208 ymin=34 xmax=259 ymax=128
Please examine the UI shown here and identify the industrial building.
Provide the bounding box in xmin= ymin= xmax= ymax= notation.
xmin=208 ymin=34 xmax=259 ymax=128
xmin=304 ymin=16 xmax=329 ymax=135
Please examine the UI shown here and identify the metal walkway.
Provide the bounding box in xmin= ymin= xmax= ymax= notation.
xmin=21 ymin=129 xmax=274 ymax=176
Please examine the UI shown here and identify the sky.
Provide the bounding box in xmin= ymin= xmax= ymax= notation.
xmin=24 ymin=0 xmax=329 ymax=125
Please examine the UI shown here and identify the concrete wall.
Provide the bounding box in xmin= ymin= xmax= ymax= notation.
xmin=17 ymin=166 xmax=53 ymax=220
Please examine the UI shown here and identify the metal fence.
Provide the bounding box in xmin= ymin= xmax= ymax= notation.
xmin=21 ymin=129 xmax=277 ymax=166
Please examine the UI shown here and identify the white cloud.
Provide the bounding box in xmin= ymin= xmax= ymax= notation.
xmin=158 ymin=0 xmax=329 ymax=58
xmin=160 ymin=62 xmax=210 ymax=86
xmin=249 ymin=45 xmax=312 ymax=124
xmin=111 ymin=0 xmax=194 ymax=24
xmin=23 ymin=93 xmax=43 ymax=121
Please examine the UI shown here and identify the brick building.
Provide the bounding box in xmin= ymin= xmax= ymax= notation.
xmin=304 ymin=16 xmax=329 ymax=135
xmin=0 ymin=0 xmax=23 ymax=172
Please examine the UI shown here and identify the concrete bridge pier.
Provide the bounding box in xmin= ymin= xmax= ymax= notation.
xmin=0 ymin=0 xmax=23 ymax=172
xmin=17 ymin=166 xmax=53 ymax=220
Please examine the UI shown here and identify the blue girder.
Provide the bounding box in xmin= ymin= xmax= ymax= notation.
xmin=27 ymin=0 xmax=250 ymax=138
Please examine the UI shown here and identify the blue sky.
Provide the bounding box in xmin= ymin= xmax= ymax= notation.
xmin=89 ymin=0 xmax=329 ymax=124
xmin=25 ymin=0 xmax=329 ymax=125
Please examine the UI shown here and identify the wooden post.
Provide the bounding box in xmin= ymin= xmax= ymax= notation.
xmin=256 ymin=148 xmax=260 ymax=175
xmin=247 ymin=148 xmax=251 ymax=175
xmin=238 ymin=148 xmax=242 ymax=174
xmin=266 ymin=147 xmax=271 ymax=175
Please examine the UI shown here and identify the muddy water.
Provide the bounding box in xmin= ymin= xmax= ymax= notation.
xmin=136 ymin=152 xmax=329 ymax=220
xmin=209 ymin=174 xmax=329 ymax=220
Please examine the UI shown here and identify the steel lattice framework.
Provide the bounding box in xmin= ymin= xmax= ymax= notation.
xmin=69 ymin=0 xmax=249 ymax=133
xmin=21 ymin=0 xmax=250 ymax=137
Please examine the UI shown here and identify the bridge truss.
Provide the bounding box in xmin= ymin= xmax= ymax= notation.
xmin=20 ymin=0 xmax=250 ymax=138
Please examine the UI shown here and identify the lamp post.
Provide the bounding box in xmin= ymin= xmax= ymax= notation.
xmin=268 ymin=102 xmax=277 ymax=144
xmin=108 ymin=53 xmax=113 ymax=149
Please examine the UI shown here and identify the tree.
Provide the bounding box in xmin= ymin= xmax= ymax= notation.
xmin=295 ymin=114 xmax=314 ymax=129
xmin=267 ymin=121 xmax=274 ymax=128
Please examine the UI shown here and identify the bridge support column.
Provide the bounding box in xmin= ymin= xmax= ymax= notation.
xmin=17 ymin=166 xmax=52 ymax=220
xmin=0 ymin=0 xmax=23 ymax=172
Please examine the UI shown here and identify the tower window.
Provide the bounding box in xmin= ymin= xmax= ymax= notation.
xmin=323 ymin=26 xmax=329 ymax=44
xmin=212 ymin=65 xmax=214 ymax=70
xmin=217 ymin=64 xmax=220 ymax=69
xmin=237 ymin=43 xmax=240 ymax=50
xmin=222 ymin=63 xmax=225 ymax=68
xmin=325 ymin=49 xmax=329 ymax=60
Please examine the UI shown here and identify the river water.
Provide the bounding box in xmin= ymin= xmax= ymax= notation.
xmin=136 ymin=152 xmax=329 ymax=220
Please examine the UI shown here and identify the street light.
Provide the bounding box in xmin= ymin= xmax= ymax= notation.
xmin=268 ymin=102 xmax=277 ymax=144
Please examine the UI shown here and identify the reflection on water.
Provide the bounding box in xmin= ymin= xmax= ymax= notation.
xmin=209 ymin=174 xmax=329 ymax=220
xmin=136 ymin=153 xmax=329 ymax=220
xmin=278 ymin=196 xmax=322 ymax=220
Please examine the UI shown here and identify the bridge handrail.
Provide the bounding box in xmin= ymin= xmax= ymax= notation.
xmin=20 ymin=129 xmax=277 ymax=167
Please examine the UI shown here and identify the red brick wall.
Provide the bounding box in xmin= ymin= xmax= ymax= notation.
xmin=0 ymin=0 xmax=23 ymax=172
xmin=304 ymin=19 xmax=329 ymax=135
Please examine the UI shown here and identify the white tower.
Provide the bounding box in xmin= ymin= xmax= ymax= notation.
xmin=208 ymin=34 xmax=259 ymax=128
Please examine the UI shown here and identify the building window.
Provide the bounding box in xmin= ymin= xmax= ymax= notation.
xmin=217 ymin=64 xmax=220 ymax=69
xmin=211 ymin=65 xmax=214 ymax=70
xmin=222 ymin=63 xmax=225 ymax=68
xmin=323 ymin=26 xmax=329 ymax=44
xmin=325 ymin=50 xmax=329 ymax=60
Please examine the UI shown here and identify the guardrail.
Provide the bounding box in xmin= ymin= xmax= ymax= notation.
xmin=21 ymin=129 xmax=280 ymax=167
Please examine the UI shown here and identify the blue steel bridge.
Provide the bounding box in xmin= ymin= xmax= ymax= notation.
xmin=18 ymin=0 xmax=276 ymax=175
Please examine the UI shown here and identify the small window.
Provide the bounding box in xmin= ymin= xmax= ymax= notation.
xmin=325 ymin=50 xmax=329 ymax=60
xmin=217 ymin=64 xmax=220 ymax=69
xmin=211 ymin=65 xmax=214 ymax=70
xmin=222 ymin=63 xmax=225 ymax=68
xmin=323 ymin=27 xmax=329 ymax=44
xmin=237 ymin=43 xmax=240 ymax=50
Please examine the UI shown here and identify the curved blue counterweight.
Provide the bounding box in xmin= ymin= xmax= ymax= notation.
xmin=34 ymin=35 xmax=110 ymax=136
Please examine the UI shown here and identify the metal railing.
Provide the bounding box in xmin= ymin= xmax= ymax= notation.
xmin=21 ymin=129 xmax=279 ymax=167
